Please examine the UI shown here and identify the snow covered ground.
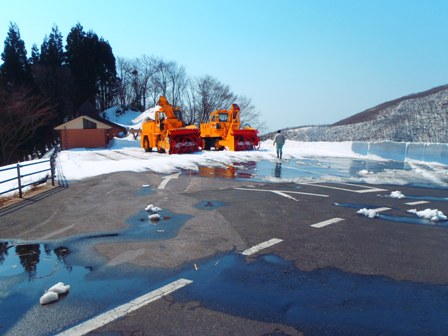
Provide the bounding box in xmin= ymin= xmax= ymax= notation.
xmin=1 ymin=137 xmax=448 ymax=197
xmin=1 ymin=105 xmax=447 ymax=197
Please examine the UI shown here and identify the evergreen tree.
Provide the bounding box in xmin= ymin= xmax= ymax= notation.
xmin=96 ymin=38 xmax=117 ymax=111
xmin=0 ymin=22 xmax=33 ymax=87
xmin=39 ymin=25 xmax=64 ymax=67
xmin=30 ymin=44 xmax=40 ymax=65
xmin=65 ymin=23 xmax=117 ymax=112
xmin=66 ymin=23 xmax=96 ymax=110
xmin=33 ymin=25 xmax=73 ymax=124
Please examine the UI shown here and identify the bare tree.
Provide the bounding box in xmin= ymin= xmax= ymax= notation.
xmin=186 ymin=75 xmax=236 ymax=125
xmin=150 ymin=59 xmax=187 ymax=108
xmin=0 ymin=86 xmax=55 ymax=165
xmin=135 ymin=55 xmax=157 ymax=109
xmin=235 ymin=95 xmax=267 ymax=133
xmin=116 ymin=57 xmax=133 ymax=107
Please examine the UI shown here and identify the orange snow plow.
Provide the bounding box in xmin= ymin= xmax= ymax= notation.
xmin=140 ymin=96 xmax=203 ymax=154
xmin=200 ymin=103 xmax=259 ymax=151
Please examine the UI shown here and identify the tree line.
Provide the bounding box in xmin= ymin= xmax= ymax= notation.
xmin=0 ymin=22 xmax=264 ymax=166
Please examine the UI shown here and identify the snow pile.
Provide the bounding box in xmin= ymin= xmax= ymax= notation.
xmin=357 ymin=208 xmax=378 ymax=218
xmin=131 ymin=106 xmax=160 ymax=125
xmin=407 ymin=208 xmax=447 ymax=221
xmin=48 ymin=282 xmax=70 ymax=294
xmin=388 ymin=191 xmax=405 ymax=199
xmin=39 ymin=282 xmax=70 ymax=305
xmin=101 ymin=106 xmax=142 ymax=127
xmin=145 ymin=204 xmax=162 ymax=213
xmin=357 ymin=169 xmax=370 ymax=176
xmin=145 ymin=203 xmax=162 ymax=223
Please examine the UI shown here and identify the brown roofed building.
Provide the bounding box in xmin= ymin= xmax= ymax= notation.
xmin=54 ymin=115 xmax=126 ymax=150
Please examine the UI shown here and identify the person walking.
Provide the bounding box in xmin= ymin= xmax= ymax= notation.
xmin=273 ymin=130 xmax=286 ymax=159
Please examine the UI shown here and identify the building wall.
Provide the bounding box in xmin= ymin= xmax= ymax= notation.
xmin=59 ymin=129 xmax=108 ymax=150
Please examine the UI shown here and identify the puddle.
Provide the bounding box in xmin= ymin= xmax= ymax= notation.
xmin=180 ymin=157 xmax=442 ymax=187
xmin=405 ymin=195 xmax=448 ymax=202
xmin=333 ymin=202 xmax=392 ymax=210
xmin=194 ymin=200 xmax=227 ymax=210
xmin=184 ymin=162 xmax=257 ymax=179
xmin=334 ymin=203 xmax=448 ymax=227
xmin=2 ymin=243 xmax=448 ymax=335
xmin=134 ymin=185 xmax=154 ymax=196
xmin=376 ymin=213 xmax=448 ymax=227
xmin=174 ymin=253 xmax=448 ymax=335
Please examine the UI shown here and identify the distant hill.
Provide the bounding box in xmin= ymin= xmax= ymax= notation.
xmin=270 ymin=85 xmax=448 ymax=143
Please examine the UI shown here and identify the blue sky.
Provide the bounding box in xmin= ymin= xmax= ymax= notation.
xmin=1 ymin=0 xmax=448 ymax=132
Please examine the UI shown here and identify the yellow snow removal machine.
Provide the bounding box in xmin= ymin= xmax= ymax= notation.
xmin=140 ymin=96 xmax=203 ymax=154
xmin=200 ymin=103 xmax=259 ymax=151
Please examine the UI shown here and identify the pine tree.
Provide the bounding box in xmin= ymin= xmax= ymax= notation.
xmin=39 ymin=25 xmax=64 ymax=67
xmin=65 ymin=23 xmax=117 ymax=112
xmin=33 ymin=25 xmax=73 ymax=124
xmin=66 ymin=23 xmax=97 ymax=110
xmin=30 ymin=44 xmax=40 ymax=65
xmin=0 ymin=22 xmax=33 ymax=87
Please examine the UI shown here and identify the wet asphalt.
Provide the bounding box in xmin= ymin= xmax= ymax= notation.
xmin=1 ymin=171 xmax=448 ymax=336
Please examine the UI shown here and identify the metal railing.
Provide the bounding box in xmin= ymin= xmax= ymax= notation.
xmin=0 ymin=152 xmax=56 ymax=198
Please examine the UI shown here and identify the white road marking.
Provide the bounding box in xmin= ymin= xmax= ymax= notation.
xmin=158 ymin=172 xmax=181 ymax=190
xmin=311 ymin=217 xmax=345 ymax=228
xmin=271 ymin=190 xmax=298 ymax=201
xmin=57 ymin=278 xmax=192 ymax=336
xmin=242 ymin=238 xmax=283 ymax=256
xmin=299 ymin=183 xmax=387 ymax=193
xmin=235 ymin=187 xmax=329 ymax=199
xmin=372 ymin=207 xmax=391 ymax=212
xmin=405 ymin=200 xmax=430 ymax=205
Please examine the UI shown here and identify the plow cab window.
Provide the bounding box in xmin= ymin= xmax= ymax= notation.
xmin=218 ymin=113 xmax=228 ymax=122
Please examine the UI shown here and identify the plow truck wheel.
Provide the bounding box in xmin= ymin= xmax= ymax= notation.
xmin=143 ymin=137 xmax=151 ymax=152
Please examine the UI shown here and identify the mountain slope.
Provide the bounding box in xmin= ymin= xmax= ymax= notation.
xmin=281 ymin=85 xmax=448 ymax=143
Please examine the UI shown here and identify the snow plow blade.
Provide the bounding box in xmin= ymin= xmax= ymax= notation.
xmin=232 ymin=129 xmax=260 ymax=151
xmin=168 ymin=128 xmax=203 ymax=154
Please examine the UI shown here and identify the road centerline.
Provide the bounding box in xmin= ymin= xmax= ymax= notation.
xmin=242 ymin=238 xmax=283 ymax=256
xmin=311 ymin=217 xmax=345 ymax=228
xmin=57 ymin=278 xmax=192 ymax=336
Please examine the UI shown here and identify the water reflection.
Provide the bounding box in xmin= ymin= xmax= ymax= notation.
xmin=0 ymin=241 xmax=9 ymax=264
xmin=185 ymin=161 xmax=256 ymax=179
xmin=16 ymin=244 xmax=41 ymax=280
xmin=274 ymin=163 xmax=282 ymax=177
xmin=0 ymin=242 xmax=72 ymax=280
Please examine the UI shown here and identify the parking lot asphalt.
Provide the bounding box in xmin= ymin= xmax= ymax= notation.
xmin=1 ymin=172 xmax=448 ymax=335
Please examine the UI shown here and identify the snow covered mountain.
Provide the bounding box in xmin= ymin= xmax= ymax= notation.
xmin=277 ymin=85 xmax=448 ymax=143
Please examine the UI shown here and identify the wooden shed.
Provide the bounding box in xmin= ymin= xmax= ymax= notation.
xmin=54 ymin=115 xmax=115 ymax=150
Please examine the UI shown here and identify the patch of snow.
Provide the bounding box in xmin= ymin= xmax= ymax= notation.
xmin=40 ymin=291 xmax=58 ymax=305
xmin=145 ymin=204 xmax=162 ymax=213
xmin=357 ymin=208 xmax=378 ymax=218
xmin=407 ymin=208 xmax=447 ymax=221
xmin=48 ymin=282 xmax=70 ymax=294
xmin=357 ymin=169 xmax=370 ymax=176
xmin=389 ymin=191 xmax=405 ymax=199
xmin=148 ymin=213 xmax=161 ymax=222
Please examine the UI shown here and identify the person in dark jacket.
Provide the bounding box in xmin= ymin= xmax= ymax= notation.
xmin=273 ymin=130 xmax=286 ymax=159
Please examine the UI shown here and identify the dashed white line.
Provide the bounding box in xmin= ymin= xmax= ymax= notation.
xmin=372 ymin=207 xmax=391 ymax=213
xmin=235 ymin=187 xmax=329 ymax=199
xmin=271 ymin=190 xmax=299 ymax=201
xmin=242 ymin=238 xmax=283 ymax=256
xmin=298 ymin=183 xmax=387 ymax=193
xmin=311 ymin=217 xmax=345 ymax=228
xmin=158 ymin=172 xmax=180 ymax=190
xmin=57 ymin=278 xmax=192 ymax=336
xmin=405 ymin=200 xmax=430 ymax=205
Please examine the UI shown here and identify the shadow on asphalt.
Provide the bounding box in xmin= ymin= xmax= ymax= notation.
xmin=0 ymin=186 xmax=66 ymax=217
